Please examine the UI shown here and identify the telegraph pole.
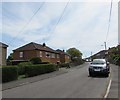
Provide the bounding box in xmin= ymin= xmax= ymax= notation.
xmin=91 ymin=52 xmax=92 ymax=61
xmin=104 ymin=42 xmax=107 ymax=50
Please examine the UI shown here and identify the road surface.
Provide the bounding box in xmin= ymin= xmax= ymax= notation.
xmin=3 ymin=63 xmax=111 ymax=98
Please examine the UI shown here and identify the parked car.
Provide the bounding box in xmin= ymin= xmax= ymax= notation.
xmin=88 ymin=59 xmax=110 ymax=77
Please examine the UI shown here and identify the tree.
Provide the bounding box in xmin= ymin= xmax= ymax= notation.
xmin=7 ymin=53 xmax=13 ymax=65
xmin=66 ymin=48 xmax=82 ymax=59
xmin=7 ymin=53 xmax=13 ymax=61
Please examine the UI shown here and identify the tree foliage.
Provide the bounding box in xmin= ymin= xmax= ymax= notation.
xmin=66 ymin=48 xmax=82 ymax=59
xmin=7 ymin=53 xmax=13 ymax=61
xmin=7 ymin=53 xmax=13 ymax=65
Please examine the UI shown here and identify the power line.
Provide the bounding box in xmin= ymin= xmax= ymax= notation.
xmin=18 ymin=2 xmax=45 ymax=34
xmin=52 ymin=0 xmax=70 ymax=33
xmin=8 ymin=2 xmax=45 ymax=47
xmin=105 ymin=0 xmax=113 ymax=42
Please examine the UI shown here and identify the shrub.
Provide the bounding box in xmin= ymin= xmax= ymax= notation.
xmin=30 ymin=57 xmax=42 ymax=64
xmin=2 ymin=66 xmax=18 ymax=83
xmin=17 ymin=62 xmax=32 ymax=75
xmin=25 ymin=64 xmax=58 ymax=77
xmin=58 ymin=63 xmax=70 ymax=68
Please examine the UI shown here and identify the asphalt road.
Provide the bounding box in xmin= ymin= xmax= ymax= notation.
xmin=3 ymin=63 xmax=110 ymax=98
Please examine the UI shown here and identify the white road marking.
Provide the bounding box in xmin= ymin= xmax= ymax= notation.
xmin=104 ymin=79 xmax=112 ymax=98
xmin=104 ymin=67 xmax=112 ymax=98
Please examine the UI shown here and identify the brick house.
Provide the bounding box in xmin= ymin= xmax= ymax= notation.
xmin=56 ymin=49 xmax=71 ymax=63
xmin=0 ymin=42 xmax=8 ymax=66
xmin=13 ymin=42 xmax=66 ymax=64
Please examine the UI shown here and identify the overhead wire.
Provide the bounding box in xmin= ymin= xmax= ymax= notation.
xmin=105 ymin=0 xmax=113 ymax=42
xmin=52 ymin=0 xmax=70 ymax=33
xmin=9 ymin=2 xmax=45 ymax=46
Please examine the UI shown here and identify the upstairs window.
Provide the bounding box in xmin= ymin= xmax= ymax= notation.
xmin=39 ymin=51 xmax=42 ymax=57
xmin=46 ymin=52 xmax=50 ymax=58
xmin=51 ymin=53 xmax=55 ymax=58
xmin=19 ymin=52 xmax=23 ymax=58
xmin=57 ymin=54 xmax=59 ymax=58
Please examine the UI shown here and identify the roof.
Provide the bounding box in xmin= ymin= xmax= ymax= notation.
xmin=0 ymin=42 xmax=8 ymax=48
xmin=56 ymin=49 xmax=70 ymax=56
xmin=13 ymin=42 xmax=59 ymax=54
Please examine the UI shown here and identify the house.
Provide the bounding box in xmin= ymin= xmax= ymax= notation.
xmin=0 ymin=42 xmax=8 ymax=66
xmin=13 ymin=42 xmax=61 ymax=64
xmin=56 ymin=49 xmax=71 ymax=63
xmin=85 ymin=50 xmax=107 ymax=61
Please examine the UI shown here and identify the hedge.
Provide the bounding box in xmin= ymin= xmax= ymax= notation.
xmin=58 ymin=63 xmax=70 ymax=68
xmin=2 ymin=66 xmax=18 ymax=83
xmin=30 ymin=57 xmax=42 ymax=64
xmin=25 ymin=64 xmax=58 ymax=77
xmin=17 ymin=62 xmax=32 ymax=75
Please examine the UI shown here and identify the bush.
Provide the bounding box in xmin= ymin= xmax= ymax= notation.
xmin=30 ymin=57 xmax=42 ymax=64
xmin=72 ymin=57 xmax=84 ymax=66
xmin=2 ymin=66 xmax=18 ymax=83
xmin=25 ymin=64 xmax=58 ymax=77
xmin=17 ymin=62 xmax=32 ymax=75
xmin=58 ymin=63 xmax=70 ymax=68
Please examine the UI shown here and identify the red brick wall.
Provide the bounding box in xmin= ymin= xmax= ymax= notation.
xmin=13 ymin=50 xmax=60 ymax=64
xmin=13 ymin=50 xmax=37 ymax=60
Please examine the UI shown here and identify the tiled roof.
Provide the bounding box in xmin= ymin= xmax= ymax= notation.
xmin=56 ymin=49 xmax=70 ymax=56
xmin=0 ymin=42 xmax=8 ymax=48
xmin=13 ymin=42 xmax=59 ymax=54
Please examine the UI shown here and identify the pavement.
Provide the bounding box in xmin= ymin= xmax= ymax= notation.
xmin=2 ymin=63 xmax=119 ymax=98
xmin=2 ymin=63 xmax=110 ymax=98
xmin=2 ymin=63 xmax=87 ymax=91
xmin=2 ymin=68 xmax=68 ymax=91
xmin=107 ymin=64 xmax=119 ymax=99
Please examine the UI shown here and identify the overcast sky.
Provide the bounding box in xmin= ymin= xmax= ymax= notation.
xmin=1 ymin=0 xmax=118 ymax=58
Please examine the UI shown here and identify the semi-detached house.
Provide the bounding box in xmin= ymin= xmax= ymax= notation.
xmin=0 ymin=42 xmax=8 ymax=66
xmin=13 ymin=42 xmax=70 ymax=64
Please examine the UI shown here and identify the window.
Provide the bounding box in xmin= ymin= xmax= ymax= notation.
xmin=19 ymin=52 xmax=23 ymax=58
xmin=51 ymin=53 xmax=55 ymax=58
xmin=57 ymin=54 xmax=59 ymax=58
xmin=46 ymin=52 xmax=50 ymax=58
xmin=39 ymin=51 xmax=42 ymax=57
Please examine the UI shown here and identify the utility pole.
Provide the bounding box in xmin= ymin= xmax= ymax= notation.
xmin=104 ymin=42 xmax=107 ymax=50
xmin=91 ymin=52 xmax=92 ymax=61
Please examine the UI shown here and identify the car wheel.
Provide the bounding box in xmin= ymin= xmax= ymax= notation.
xmin=105 ymin=73 xmax=109 ymax=77
xmin=89 ymin=72 xmax=93 ymax=77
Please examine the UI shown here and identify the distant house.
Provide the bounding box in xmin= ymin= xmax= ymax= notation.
xmin=0 ymin=42 xmax=8 ymax=66
xmin=85 ymin=50 xmax=107 ymax=61
xmin=56 ymin=49 xmax=71 ymax=63
xmin=13 ymin=42 xmax=61 ymax=64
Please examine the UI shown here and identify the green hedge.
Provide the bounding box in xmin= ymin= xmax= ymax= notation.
xmin=2 ymin=66 xmax=18 ymax=83
xmin=58 ymin=63 xmax=70 ymax=68
xmin=30 ymin=57 xmax=42 ymax=64
xmin=25 ymin=64 xmax=58 ymax=77
xmin=17 ymin=62 xmax=32 ymax=75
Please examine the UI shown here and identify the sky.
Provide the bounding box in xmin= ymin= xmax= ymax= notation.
xmin=1 ymin=0 xmax=119 ymax=58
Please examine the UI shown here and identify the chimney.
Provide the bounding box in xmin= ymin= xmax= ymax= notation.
xmin=43 ymin=43 xmax=46 ymax=47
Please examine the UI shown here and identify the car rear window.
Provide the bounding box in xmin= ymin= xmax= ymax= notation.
xmin=92 ymin=60 xmax=106 ymax=64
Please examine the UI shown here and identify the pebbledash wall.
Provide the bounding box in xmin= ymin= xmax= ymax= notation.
xmin=0 ymin=42 xmax=8 ymax=66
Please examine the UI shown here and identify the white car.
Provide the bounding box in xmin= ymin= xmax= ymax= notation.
xmin=88 ymin=59 xmax=110 ymax=77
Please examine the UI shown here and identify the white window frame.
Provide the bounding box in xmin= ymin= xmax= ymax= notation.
xmin=39 ymin=51 xmax=42 ymax=57
xmin=19 ymin=52 xmax=23 ymax=58
xmin=51 ymin=53 xmax=55 ymax=58
xmin=57 ymin=54 xmax=59 ymax=58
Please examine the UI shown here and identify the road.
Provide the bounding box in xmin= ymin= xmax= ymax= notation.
xmin=3 ymin=63 xmax=111 ymax=98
